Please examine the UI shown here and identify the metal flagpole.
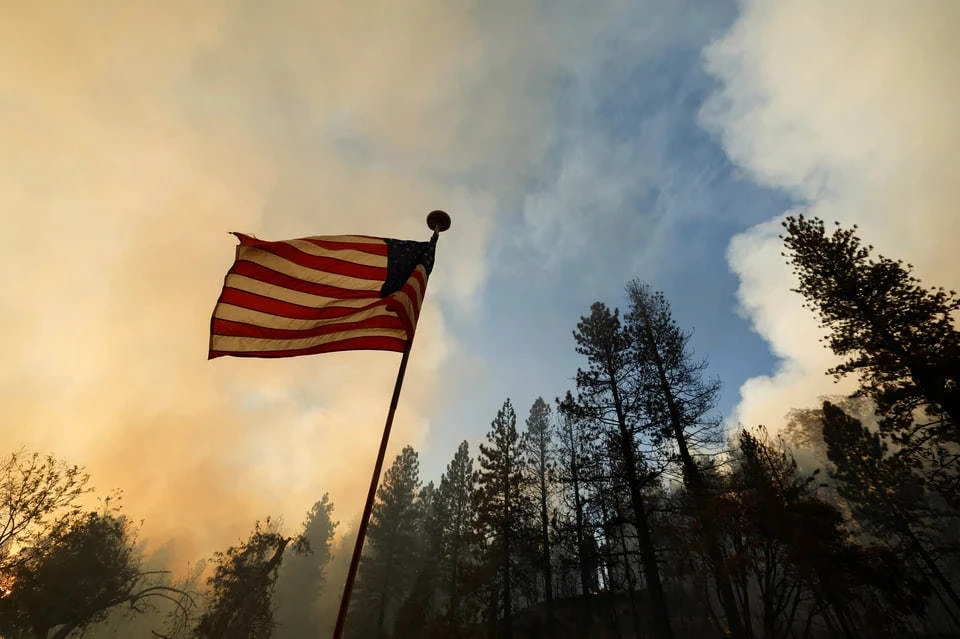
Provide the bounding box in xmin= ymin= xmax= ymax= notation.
xmin=332 ymin=210 xmax=451 ymax=639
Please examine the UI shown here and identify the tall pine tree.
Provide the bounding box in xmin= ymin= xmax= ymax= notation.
xmin=625 ymin=281 xmax=747 ymax=639
xmin=522 ymin=397 xmax=555 ymax=613
xmin=275 ymin=495 xmax=338 ymax=638
xmin=474 ymin=399 xmax=530 ymax=639
xmin=555 ymin=398 xmax=599 ymax=599
xmin=436 ymin=441 xmax=475 ymax=626
xmin=196 ymin=519 xmax=300 ymax=639
xmin=394 ymin=481 xmax=443 ymax=638
xmin=566 ymin=302 xmax=674 ymax=639
xmin=782 ymin=216 xmax=960 ymax=503
xmin=349 ymin=445 xmax=422 ymax=639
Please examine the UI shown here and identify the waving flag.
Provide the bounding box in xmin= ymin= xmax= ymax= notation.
xmin=208 ymin=232 xmax=436 ymax=359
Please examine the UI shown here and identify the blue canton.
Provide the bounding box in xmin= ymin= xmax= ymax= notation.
xmin=380 ymin=236 xmax=437 ymax=297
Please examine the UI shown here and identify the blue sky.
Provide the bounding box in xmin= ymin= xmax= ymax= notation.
xmin=424 ymin=0 xmax=793 ymax=476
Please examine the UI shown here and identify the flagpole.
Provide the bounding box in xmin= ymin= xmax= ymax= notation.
xmin=332 ymin=211 xmax=451 ymax=639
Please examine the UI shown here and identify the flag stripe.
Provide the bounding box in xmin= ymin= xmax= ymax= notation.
xmin=213 ymin=315 xmax=402 ymax=340
xmin=224 ymin=274 xmax=375 ymax=310
xmin=209 ymin=335 xmax=407 ymax=359
xmin=210 ymin=233 xmax=435 ymax=359
xmin=236 ymin=233 xmax=388 ymax=253
xmin=299 ymin=237 xmax=389 ymax=255
xmin=231 ymin=260 xmax=381 ymax=299
xmin=385 ymin=266 xmax=426 ymax=335
xmin=218 ymin=289 xmax=388 ymax=322
xmin=237 ymin=247 xmax=383 ymax=291
xmin=239 ymin=240 xmax=388 ymax=281
xmin=210 ymin=327 xmax=407 ymax=353
xmin=216 ymin=299 xmax=396 ymax=330
xmin=284 ymin=240 xmax=388 ymax=267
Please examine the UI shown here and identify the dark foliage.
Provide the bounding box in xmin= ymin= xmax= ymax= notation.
xmin=782 ymin=215 xmax=960 ymax=501
xmin=195 ymin=518 xmax=300 ymax=639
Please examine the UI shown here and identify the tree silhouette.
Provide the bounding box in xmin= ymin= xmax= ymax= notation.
xmin=821 ymin=401 xmax=960 ymax=627
xmin=0 ymin=451 xmax=90 ymax=567
xmin=625 ymin=281 xmax=746 ymax=639
xmin=349 ymin=445 xmax=422 ymax=639
xmin=195 ymin=518 xmax=299 ymax=639
xmin=782 ymin=215 xmax=960 ymax=501
xmin=554 ymin=400 xmax=599 ymax=601
xmin=566 ymin=302 xmax=674 ymax=639
xmin=522 ymin=397 xmax=555 ymax=624
xmin=435 ymin=441 xmax=475 ymax=626
xmin=0 ymin=506 xmax=192 ymax=639
xmin=274 ymin=494 xmax=338 ymax=638
xmin=474 ymin=399 xmax=531 ymax=639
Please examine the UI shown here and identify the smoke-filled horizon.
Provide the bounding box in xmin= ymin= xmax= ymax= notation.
xmin=1 ymin=0 xmax=957 ymax=579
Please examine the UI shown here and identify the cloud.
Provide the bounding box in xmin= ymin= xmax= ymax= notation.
xmin=702 ymin=0 xmax=960 ymax=430
xmin=512 ymin=1 xmax=739 ymax=272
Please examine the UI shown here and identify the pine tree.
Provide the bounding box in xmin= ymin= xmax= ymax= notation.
xmin=275 ymin=494 xmax=338 ymax=638
xmin=555 ymin=398 xmax=599 ymax=599
xmin=821 ymin=402 xmax=960 ymax=626
xmin=349 ymin=445 xmax=422 ymax=639
xmin=394 ymin=481 xmax=441 ymax=639
xmin=566 ymin=302 xmax=674 ymax=639
xmin=522 ymin=397 xmax=555 ymax=613
xmin=730 ymin=427 xmax=928 ymax=637
xmin=195 ymin=518 xmax=300 ymax=639
xmin=436 ymin=441 xmax=474 ymax=625
xmin=474 ymin=399 xmax=530 ymax=639
xmin=782 ymin=216 xmax=960 ymax=500
xmin=624 ymin=281 xmax=747 ymax=639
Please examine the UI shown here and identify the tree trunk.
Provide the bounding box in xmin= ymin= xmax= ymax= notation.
xmin=449 ymin=544 xmax=460 ymax=622
xmin=904 ymin=525 xmax=960 ymax=621
xmin=597 ymin=488 xmax=625 ymax=639
xmin=615 ymin=509 xmax=644 ymax=639
xmin=539 ymin=457 xmax=555 ymax=632
xmin=572 ymin=461 xmax=592 ymax=596
xmin=641 ymin=318 xmax=750 ymax=639
xmin=503 ymin=460 xmax=513 ymax=639
xmin=607 ymin=355 xmax=674 ymax=639
xmin=377 ymin=548 xmax=394 ymax=638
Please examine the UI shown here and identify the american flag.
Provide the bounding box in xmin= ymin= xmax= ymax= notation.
xmin=208 ymin=232 xmax=436 ymax=359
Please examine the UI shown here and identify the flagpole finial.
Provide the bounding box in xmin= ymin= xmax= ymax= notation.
xmin=426 ymin=210 xmax=451 ymax=234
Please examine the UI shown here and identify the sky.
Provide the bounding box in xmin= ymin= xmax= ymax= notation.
xmin=1 ymin=0 xmax=957 ymax=568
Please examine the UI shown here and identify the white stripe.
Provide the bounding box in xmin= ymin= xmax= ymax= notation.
xmin=390 ymin=291 xmax=416 ymax=329
xmin=411 ymin=265 xmax=427 ymax=307
xmin=225 ymin=274 xmax=375 ymax=310
xmin=387 ymin=266 xmax=428 ymax=329
xmin=301 ymin=235 xmax=386 ymax=245
xmin=214 ymin=302 xmax=395 ymax=331
xmin=211 ymin=327 xmax=407 ymax=353
xmin=237 ymin=246 xmax=383 ymax=290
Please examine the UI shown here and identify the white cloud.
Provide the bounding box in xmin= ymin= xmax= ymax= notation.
xmin=702 ymin=0 xmax=960 ymax=430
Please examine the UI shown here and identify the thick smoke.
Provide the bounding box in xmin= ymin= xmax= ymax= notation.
xmin=702 ymin=0 xmax=960 ymax=431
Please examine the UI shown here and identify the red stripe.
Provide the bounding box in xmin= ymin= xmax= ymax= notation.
xmin=212 ymin=315 xmax=403 ymax=340
xmin=230 ymin=261 xmax=381 ymax=300
xmin=245 ymin=241 xmax=387 ymax=281
xmin=386 ymin=268 xmax=428 ymax=336
xmin=236 ymin=233 xmax=388 ymax=257
xmin=218 ymin=288 xmax=381 ymax=320
xmin=209 ymin=335 xmax=407 ymax=359
xmin=388 ymin=283 xmax=420 ymax=328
